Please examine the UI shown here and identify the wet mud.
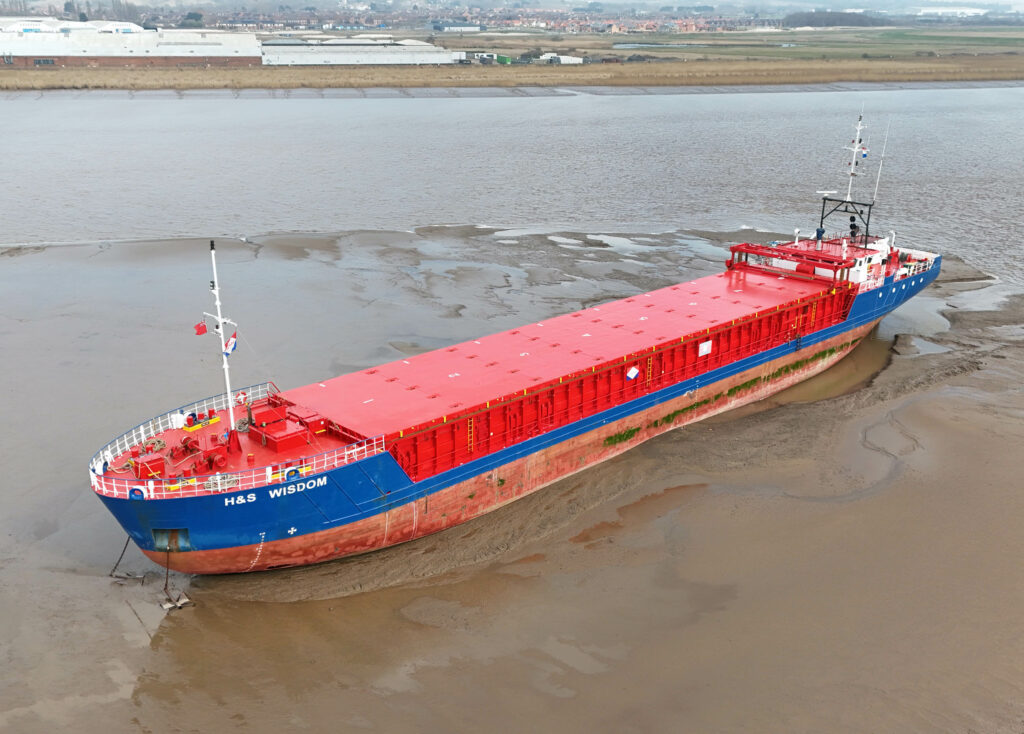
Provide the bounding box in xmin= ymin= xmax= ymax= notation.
xmin=1 ymin=229 xmax=1022 ymax=733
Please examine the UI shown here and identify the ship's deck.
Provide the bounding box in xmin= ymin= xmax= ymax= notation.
xmin=96 ymin=236 xmax=890 ymax=494
xmin=102 ymin=418 xmax=343 ymax=476
xmin=96 ymin=399 xmax=386 ymax=497
xmin=281 ymin=266 xmax=832 ymax=437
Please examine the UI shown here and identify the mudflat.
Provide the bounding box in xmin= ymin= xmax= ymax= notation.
xmin=1 ymin=229 xmax=1022 ymax=732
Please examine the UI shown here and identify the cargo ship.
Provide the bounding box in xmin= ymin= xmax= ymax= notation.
xmin=89 ymin=118 xmax=941 ymax=574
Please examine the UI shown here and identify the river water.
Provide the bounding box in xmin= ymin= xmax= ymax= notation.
xmin=3 ymin=85 xmax=1024 ymax=282
xmin=2 ymin=84 xmax=1024 ymax=733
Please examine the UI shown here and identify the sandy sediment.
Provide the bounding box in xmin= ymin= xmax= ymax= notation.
xmin=2 ymin=55 xmax=1023 ymax=90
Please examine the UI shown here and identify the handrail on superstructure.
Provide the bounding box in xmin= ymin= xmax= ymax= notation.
xmin=729 ymin=241 xmax=860 ymax=270
xmin=727 ymin=240 xmax=859 ymax=283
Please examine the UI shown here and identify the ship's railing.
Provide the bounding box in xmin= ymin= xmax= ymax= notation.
xmin=90 ymin=381 xmax=281 ymax=477
xmin=91 ymin=432 xmax=387 ymax=501
xmin=763 ymin=233 xmax=882 ymax=250
xmin=898 ymin=260 xmax=931 ymax=278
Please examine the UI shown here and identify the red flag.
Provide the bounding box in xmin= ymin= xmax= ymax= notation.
xmin=194 ymin=321 xmax=208 ymax=336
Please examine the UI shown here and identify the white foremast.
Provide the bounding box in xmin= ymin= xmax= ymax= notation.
xmin=203 ymin=240 xmax=237 ymax=432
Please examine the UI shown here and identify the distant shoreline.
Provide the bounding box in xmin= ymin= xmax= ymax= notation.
xmin=2 ymin=55 xmax=1023 ymax=91
xmin=4 ymin=80 xmax=1023 ymax=100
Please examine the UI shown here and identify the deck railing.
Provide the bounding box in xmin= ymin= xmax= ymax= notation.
xmin=898 ymin=260 xmax=931 ymax=278
xmin=89 ymin=382 xmax=389 ymax=501
xmin=90 ymin=381 xmax=280 ymax=474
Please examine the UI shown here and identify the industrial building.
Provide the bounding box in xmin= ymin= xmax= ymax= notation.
xmin=261 ymin=36 xmax=460 ymax=65
xmin=0 ymin=17 xmax=261 ymax=67
xmin=0 ymin=17 xmax=461 ymax=67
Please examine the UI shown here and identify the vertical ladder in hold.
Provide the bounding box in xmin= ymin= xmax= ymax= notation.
xmin=646 ymin=356 xmax=653 ymax=387
xmin=467 ymin=417 xmax=474 ymax=453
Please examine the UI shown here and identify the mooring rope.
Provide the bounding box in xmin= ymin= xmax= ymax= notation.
xmin=109 ymin=536 xmax=131 ymax=577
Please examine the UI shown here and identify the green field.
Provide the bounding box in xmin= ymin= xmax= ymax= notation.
xmin=443 ymin=26 xmax=1024 ymax=63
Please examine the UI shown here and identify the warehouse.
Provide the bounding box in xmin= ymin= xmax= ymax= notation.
xmin=260 ymin=36 xmax=460 ymax=65
xmin=0 ymin=18 xmax=460 ymax=67
xmin=0 ymin=17 xmax=261 ymax=67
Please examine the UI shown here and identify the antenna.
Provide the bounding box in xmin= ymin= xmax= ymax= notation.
xmin=816 ymin=113 xmax=877 ymax=239
xmin=872 ymin=118 xmax=891 ymax=204
xmin=844 ymin=113 xmax=868 ymax=202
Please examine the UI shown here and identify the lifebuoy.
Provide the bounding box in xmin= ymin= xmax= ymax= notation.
xmin=235 ymin=391 xmax=248 ymax=405
xmin=129 ymin=486 xmax=147 ymax=501
xmin=285 ymin=468 xmax=301 ymax=481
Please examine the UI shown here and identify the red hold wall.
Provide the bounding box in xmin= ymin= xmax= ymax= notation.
xmin=146 ymin=321 xmax=877 ymax=574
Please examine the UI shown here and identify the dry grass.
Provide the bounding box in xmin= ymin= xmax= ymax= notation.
xmin=1 ymin=52 xmax=1022 ymax=91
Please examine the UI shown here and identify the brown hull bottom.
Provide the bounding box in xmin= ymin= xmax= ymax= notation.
xmin=144 ymin=323 xmax=878 ymax=574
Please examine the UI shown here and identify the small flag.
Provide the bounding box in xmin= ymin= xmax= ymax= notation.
xmin=626 ymin=366 xmax=640 ymax=380
xmin=194 ymin=321 xmax=208 ymax=336
xmin=224 ymin=331 xmax=237 ymax=356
